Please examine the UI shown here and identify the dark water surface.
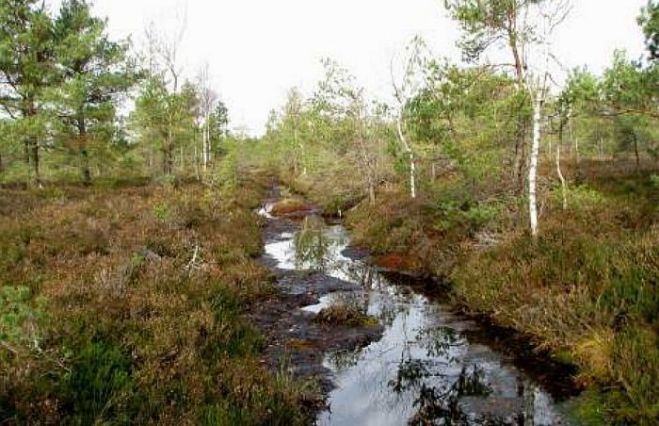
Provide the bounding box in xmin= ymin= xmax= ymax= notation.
xmin=261 ymin=212 xmax=578 ymax=426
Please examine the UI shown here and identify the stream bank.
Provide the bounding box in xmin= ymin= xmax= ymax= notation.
xmin=252 ymin=189 xmax=581 ymax=425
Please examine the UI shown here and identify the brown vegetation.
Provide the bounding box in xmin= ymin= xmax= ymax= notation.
xmin=0 ymin=180 xmax=315 ymax=425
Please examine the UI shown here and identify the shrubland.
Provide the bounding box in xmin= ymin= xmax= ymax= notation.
xmin=0 ymin=173 xmax=316 ymax=424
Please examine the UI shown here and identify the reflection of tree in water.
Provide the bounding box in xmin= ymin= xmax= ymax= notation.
xmin=293 ymin=216 xmax=339 ymax=271
xmin=416 ymin=326 xmax=465 ymax=360
xmin=403 ymin=365 xmax=496 ymax=425
xmin=327 ymin=347 xmax=364 ymax=371
xmin=388 ymin=341 xmax=509 ymax=426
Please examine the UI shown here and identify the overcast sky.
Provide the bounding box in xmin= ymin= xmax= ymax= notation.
xmin=47 ymin=0 xmax=647 ymax=135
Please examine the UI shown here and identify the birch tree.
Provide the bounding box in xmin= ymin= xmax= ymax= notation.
xmin=313 ymin=59 xmax=383 ymax=204
xmin=391 ymin=36 xmax=429 ymax=199
xmin=526 ymin=0 xmax=570 ymax=237
xmin=444 ymin=0 xmax=571 ymax=236
xmin=139 ymin=11 xmax=187 ymax=175
xmin=196 ymin=64 xmax=217 ymax=173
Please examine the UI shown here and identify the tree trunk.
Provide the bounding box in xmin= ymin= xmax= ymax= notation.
xmin=77 ymin=116 xmax=91 ymax=185
xmin=194 ymin=130 xmax=200 ymax=180
xmin=396 ymin=113 xmax=416 ymax=199
xmin=529 ymin=94 xmax=542 ymax=238
xmin=633 ymin=132 xmax=640 ymax=174
xmin=568 ymin=115 xmax=580 ymax=181
xmin=24 ymin=103 xmax=42 ymax=187
xmin=31 ymin=138 xmax=41 ymax=187
xmin=368 ymin=183 xmax=376 ymax=205
xmin=556 ymin=142 xmax=567 ymax=211
xmin=508 ymin=25 xmax=529 ymax=194
xmin=164 ymin=124 xmax=174 ymax=175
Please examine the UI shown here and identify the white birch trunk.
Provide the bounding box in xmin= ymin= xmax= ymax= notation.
xmin=529 ymin=94 xmax=541 ymax=237
xmin=397 ymin=113 xmax=416 ymax=199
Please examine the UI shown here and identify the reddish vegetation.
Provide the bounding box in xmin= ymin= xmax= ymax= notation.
xmin=270 ymin=198 xmax=316 ymax=217
xmin=374 ymin=253 xmax=420 ymax=271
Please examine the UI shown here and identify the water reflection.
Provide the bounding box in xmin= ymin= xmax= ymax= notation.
xmin=294 ymin=216 xmax=339 ymax=271
xmin=264 ymin=217 xmax=573 ymax=426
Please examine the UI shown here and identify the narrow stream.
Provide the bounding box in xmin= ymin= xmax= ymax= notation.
xmin=261 ymin=211 xmax=578 ymax=426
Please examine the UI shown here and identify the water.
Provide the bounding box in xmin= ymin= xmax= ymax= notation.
xmin=263 ymin=215 xmax=576 ymax=426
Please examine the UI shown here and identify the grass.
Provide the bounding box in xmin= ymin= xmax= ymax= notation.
xmin=0 ymin=178 xmax=316 ymax=425
xmin=269 ymin=198 xmax=314 ymax=216
xmin=314 ymin=304 xmax=379 ymax=328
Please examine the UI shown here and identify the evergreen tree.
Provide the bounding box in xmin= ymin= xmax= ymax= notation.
xmin=51 ymin=0 xmax=138 ymax=183
xmin=0 ymin=0 xmax=55 ymax=184
xmin=131 ymin=77 xmax=198 ymax=176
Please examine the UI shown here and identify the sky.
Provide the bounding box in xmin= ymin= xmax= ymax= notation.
xmin=47 ymin=0 xmax=648 ymax=135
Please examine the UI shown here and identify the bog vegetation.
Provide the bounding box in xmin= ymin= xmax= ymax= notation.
xmin=1 ymin=0 xmax=658 ymax=425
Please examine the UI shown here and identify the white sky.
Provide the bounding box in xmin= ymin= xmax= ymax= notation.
xmin=47 ymin=0 xmax=647 ymax=135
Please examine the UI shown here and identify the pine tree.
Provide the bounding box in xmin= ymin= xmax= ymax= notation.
xmin=51 ymin=0 xmax=137 ymax=183
xmin=0 ymin=0 xmax=55 ymax=185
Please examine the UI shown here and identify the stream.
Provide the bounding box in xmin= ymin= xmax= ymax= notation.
xmin=259 ymin=203 xmax=579 ymax=425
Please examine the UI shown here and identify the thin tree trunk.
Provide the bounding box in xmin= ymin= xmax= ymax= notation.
xmin=529 ymin=94 xmax=541 ymax=237
xmin=632 ymin=132 xmax=640 ymax=174
xmin=556 ymin=143 xmax=567 ymax=210
xmin=513 ymin=112 xmax=528 ymax=192
xmin=78 ymin=116 xmax=91 ymax=185
xmin=568 ymin=112 xmax=580 ymax=180
xmin=396 ymin=113 xmax=416 ymax=199
xmin=194 ymin=129 xmax=200 ymax=180
xmin=368 ymin=181 xmax=376 ymax=205
xmin=206 ymin=114 xmax=211 ymax=165
xmin=31 ymin=138 xmax=41 ymax=187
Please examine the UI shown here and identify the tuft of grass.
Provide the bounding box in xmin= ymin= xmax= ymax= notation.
xmin=270 ymin=198 xmax=313 ymax=216
xmin=314 ymin=304 xmax=379 ymax=328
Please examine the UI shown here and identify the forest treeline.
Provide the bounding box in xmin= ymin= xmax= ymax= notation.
xmin=0 ymin=0 xmax=230 ymax=186
xmin=1 ymin=0 xmax=658 ymax=425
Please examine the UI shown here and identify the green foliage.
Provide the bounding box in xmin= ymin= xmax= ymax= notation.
xmin=0 ymin=0 xmax=55 ymax=182
xmin=0 ymin=285 xmax=47 ymax=351
xmin=639 ymin=0 xmax=659 ymax=60
xmin=131 ymin=77 xmax=199 ymax=176
xmin=59 ymin=340 xmax=135 ymax=425
xmin=152 ymin=203 xmax=170 ymax=221
xmin=49 ymin=0 xmax=139 ymax=183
